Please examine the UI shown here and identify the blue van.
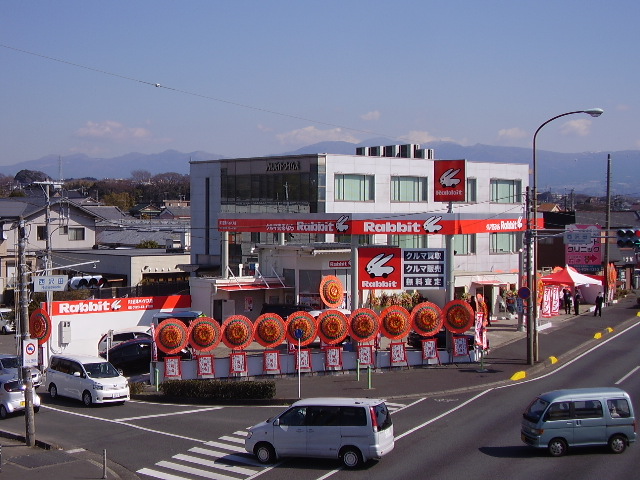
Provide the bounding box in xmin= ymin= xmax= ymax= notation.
xmin=522 ymin=387 xmax=636 ymax=456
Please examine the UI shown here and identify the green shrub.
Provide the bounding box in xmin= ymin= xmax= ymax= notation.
xmin=129 ymin=382 xmax=147 ymax=395
xmin=159 ymin=379 xmax=276 ymax=400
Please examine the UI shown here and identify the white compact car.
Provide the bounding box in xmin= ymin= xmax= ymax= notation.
xmin=0 ymin=375 xmax=41 ymax=419
xmin=0 ymin=354 xmax=42 ymax=388
xmin=46 ymin=354 xmax=130 ymax=406
xmin=245 ymin=397 xmax=394 ymax=468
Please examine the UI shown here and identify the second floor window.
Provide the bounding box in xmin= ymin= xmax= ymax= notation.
xmin=490 ymin=179 xmax=522 ymax=203
xmin=334 ymin=174 xmax=374 ymax=201
xmin=389 ymin=234 xmax=427 ymax=248
xmin=453 ymin=234 xmax=476 ymax=255
xmin=490 ymin=232 xmax=517 ymax=253
xmin=391 ymin=176 xmax=428 ymax=202
xmin=69 ymin=227 xmax=85 ymax=241
xmin=37 ymin=226 xmax=47 ymax=241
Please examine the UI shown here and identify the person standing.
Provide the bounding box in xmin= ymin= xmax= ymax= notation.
xmin=594 ymin=292 xmax=604 ymax=317
xmin=563 ymin=289 xmax=572 ymax=315
xmin=574 ymin=290 xmax=582 ymax=315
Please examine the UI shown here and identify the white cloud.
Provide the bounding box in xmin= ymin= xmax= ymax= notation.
xmin=560 ymin=118 xmax=592 ymax=137
xmin=399 ymin=130 xmax=455 ymax=144
xmin=616 ymin=104 xmax=630 ymax=111
xmin=257 ymin=124 xmax=273 ymax=132
xmin=498 ymin=127 xmax=527 ymax=140
xmin=360 ymin=110 xmax=381 ymax=121
xmin=276 ymin=126 xmax=359 ymax=145
xmin=75 ymin=120 xmax=153 ymax=142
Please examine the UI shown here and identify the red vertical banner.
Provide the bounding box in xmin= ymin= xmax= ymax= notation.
xmin=434 ymin=160 xmax=466 ymax=202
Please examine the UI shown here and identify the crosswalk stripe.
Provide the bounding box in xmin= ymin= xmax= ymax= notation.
xmin=189 ymin=447 xmax=265 ymax=467
xmin=158 ymin=460 xmax=243 ymax=480
xmin=137 ymin=467 xmax=189 ymax=480
xmin=219 ymin=435 xmax=245 ymax=444
xmin=203 ymin=441 xmax=246 ymax=453
xmin=174 ymin=453 xmax=257 ymax=476
xmin=233 ymin=431 xmax=249 ymax=437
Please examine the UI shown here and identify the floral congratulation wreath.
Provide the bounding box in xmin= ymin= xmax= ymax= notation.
xmin=29 ymin=308 xmax=52 ymax=345
xmin=222 ymin=315 xmax=254 ymax=350
xmin=285 ymin=311 xmax=318 ymax=346
xmin=379 ymin=305 xmax=410 ymax=340
xmin=443 ymin=300 xmax=474 ymax=334
xmin=187 ymin=317 xmax=222 ymax=352
xmin=411 ymin=302 xmax=444 ymax=337
xmin=155 ymin=318 xmax=189 ymax=354
xmin=348 ymin=308 xmax=380 ymax=343
xmin=319 ymin=275 xmax=344 ymax=308
xmin=317 ymin=310 xmax=349 ymax=345
xmin=254 ymin=313 xmax=286 ymax=348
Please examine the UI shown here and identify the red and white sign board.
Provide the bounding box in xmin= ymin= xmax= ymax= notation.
xmin=434 ymin=159 xmax=466 ymax=202
xmin=49 ymin=295 xmax=191 ymax=316
xmin=219 ymin=213 xmax=537 ymax=236
xmin=358 ymin=247 xmax=402 ymax=290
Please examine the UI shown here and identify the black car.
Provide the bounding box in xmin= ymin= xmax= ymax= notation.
xmin=100 ymin=338 xmax=190 ymax=375
xmin=407 ymin=330 xmax=474 ymax=350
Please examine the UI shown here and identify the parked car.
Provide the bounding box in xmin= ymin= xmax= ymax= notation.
xmin=0 ymin=375 xmax=41 ymax=419
xmin=46 ymin=354 xmax=130 ymax=406
xmin=0 ymin=354 xmax=42 ymax=388
xmin=0 ymin=308 xmax=15 ymax=335
xmin=407 ymin=330 xmax=474 ymax=350
xmin=97 ymin=326 xmax=152 ymax=354
xmin=100 ymin=337 xmax=191 ymax=375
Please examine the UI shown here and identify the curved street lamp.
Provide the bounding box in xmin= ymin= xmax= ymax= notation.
xmin=527 ymin=108 xmax=604 ymax=365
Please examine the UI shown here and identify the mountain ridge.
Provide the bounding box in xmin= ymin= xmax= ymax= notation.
xmin=1 ymin=142 xmax=636 ymax=196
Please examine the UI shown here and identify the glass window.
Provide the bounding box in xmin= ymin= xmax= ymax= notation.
xmin=490 ymin=179 xmax=522 ymax=203
xmin=466 ymin=178 xmax=477 ymax=203
xmin=335 ymin=234 xmax=372 ymax=245
xmin=389 ymin=235 xmax=427 ymax=248
xmin=334 ymin=174 xmax=374 ymax=201
xmin=391 ymin=176 xmax=428 ymax=202
xmin=69 ymin=227 xmax=85 ymax=241
xmin=545 ymin=402 xmax=571 ymax=421
xmin=607 ymin=399 xmax=631 ymax=418
xmin=453 ymin=234 xmax=476 ymax=255
xmin=490 ymin=232 xmax=516 ymax=253
xmin=340 ymin=406 xmax=367 ymax=426
xmin=574 ymin=400 xmax=603 ymax=419
xmin=279 ymin=407 xmax=307 ymax=426
xmin=307 ymin=406 xmax=341 ymax=426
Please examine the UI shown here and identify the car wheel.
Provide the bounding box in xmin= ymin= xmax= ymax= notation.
xmin=609 ymin=434 xmax=627 ymax=454
xmin=82 ymin=391 xmax=93 ymax=407
xmin=254 ymin=443 xmax=276 ymax=464
xmin=49 ymin=383 xmax=58 ymax=399
xmin=548 ymin=438 xmax=568 ymax=457
xmin=0 ymin=405 xmax=8 ymax=419
xmin=340 ymin=446 xmax=363 ymax=468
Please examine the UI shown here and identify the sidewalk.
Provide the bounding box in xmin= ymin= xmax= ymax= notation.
xmin=1 ymin=296 xmax=636 ymax=479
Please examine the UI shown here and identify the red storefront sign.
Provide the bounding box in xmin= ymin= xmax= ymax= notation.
xmin=434 ymin=159 xmax=466 ymax=202
xmin=358 ymin=247 xmax=402 ymax=290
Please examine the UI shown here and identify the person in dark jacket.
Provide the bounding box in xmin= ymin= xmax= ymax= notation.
xmin=574 ymin=290 xmax=582 ymax=315
xmin=594 ymin=292 xmax=604 ymax=316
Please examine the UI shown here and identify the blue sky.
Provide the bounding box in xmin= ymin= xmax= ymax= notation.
xmin=1 ymin=1 xmax=639 ymax=166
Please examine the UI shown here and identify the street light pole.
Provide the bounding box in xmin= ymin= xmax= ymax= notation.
xmin=527 ymin=108 xmax=603 ymax=365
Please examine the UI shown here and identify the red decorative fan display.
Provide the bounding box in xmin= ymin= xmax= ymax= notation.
xmin=443 ymin=300 xmax=474 ymax=333
xmin=285 ymin=311 xmax=318 ymax=346
xmin=187 ymin=317 xmax=222 ymax=352
xmin=348 ymin=308 xmax=380 ymax=343
xmin=254 ymin=313 xmax=286 ymax=348
xmin=319 ymin=275 xmax=344 ymax=308
xmin=411 ymin=302 xmax=444 ymax=337
xmin=155 ymin=318 xmax=189 ymax=354
xmin=317 ymin=310 xmax=349 ymax=345
xmin=379 ymin=306 xmax=411 ymax=340
xmin=29 ymin=308 xmax=52 ymax=345
xmin=222 ymin=315 xmax=254 ymax=350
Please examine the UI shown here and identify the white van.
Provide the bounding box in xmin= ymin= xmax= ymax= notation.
xmin=245 ymin=397 xmax=394 ymax=468
xmin=522 ymin=387 xmax=636 ymax=456
xmin=45 ymin=354 xmax=130 ymax=407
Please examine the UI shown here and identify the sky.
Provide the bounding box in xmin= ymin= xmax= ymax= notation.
xmin=2 ymin=1 xmax=639 ymax=166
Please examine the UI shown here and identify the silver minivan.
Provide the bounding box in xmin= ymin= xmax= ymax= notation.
xmin=245 ymin=397 xmax=394 ymax=468
xmin=522 ymin=387 xmax=636 ymax=456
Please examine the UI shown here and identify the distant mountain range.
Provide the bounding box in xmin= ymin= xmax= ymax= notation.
xmin=1 ymin=141 xmax=637 ymax=196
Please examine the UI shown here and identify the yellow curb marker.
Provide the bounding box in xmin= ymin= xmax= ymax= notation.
xmin=605 ymin=327 xmax=613 ymax=333
xmin=549 ymin=356 xmax=558 ymax=364
xmin=594 ymin=332 xmax=602 ymax=339
xmin=511 ymin=371 xmax=526 ymax=381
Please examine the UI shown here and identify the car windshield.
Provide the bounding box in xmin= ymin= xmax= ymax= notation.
xmin=0 ymin=357 xmax=20 ymax=369
xmin=83 ymin=361 xmax=120 ymax=378
xmin=523 ymin=397 xmax=549 ymax=422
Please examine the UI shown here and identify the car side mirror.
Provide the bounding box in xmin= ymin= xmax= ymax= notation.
xmin=273 ymin=418 xmax=280 ymax=426
xmin=73 ymin=371 xmax=81 ymax=377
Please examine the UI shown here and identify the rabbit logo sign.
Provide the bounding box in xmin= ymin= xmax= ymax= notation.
xmin=359 ymin=247 xmax=402 ymax=289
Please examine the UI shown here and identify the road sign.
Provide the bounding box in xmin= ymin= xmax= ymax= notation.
xmin=34 ymin=275 xmax=67 ymax=292
xmin=23 ymin=340 xmax=38 ymax=367
xmin=518 ymin=287 xmax=531 ymax=299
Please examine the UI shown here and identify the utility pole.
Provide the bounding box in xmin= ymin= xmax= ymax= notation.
xmin=18 ymin=218 xmax=36 ymax=446
xmin=604 ymin=154 xmax=612 ymax=305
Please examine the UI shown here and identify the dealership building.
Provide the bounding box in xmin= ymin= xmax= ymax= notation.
xmin=189 ymin=145 xmax=530 ymax=319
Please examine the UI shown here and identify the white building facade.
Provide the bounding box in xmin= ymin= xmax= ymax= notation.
xmin=190 ymin=146 xmax=529 ymax=316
